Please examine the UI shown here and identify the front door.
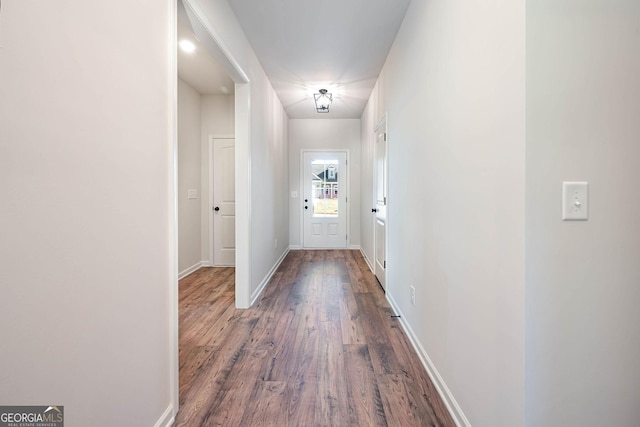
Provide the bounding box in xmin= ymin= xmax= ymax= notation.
xmin=302 ymin=151 xmax=347 ymax=248
xmin=374 ymin=121 xmax=387 ymax=289
xmin=212 ymin=138 xmax=235 ymax=266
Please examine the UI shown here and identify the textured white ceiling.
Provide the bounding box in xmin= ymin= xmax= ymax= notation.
xmin=228 ymin=0 xmax=412 ymax=118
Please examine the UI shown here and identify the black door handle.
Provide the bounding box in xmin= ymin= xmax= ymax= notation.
xmin=304 ymin=199 xmax=308 ymax=202
xmin=305 ymin=206 xmax=308 ymax=210
xmin=372 ymin=208 xmax=377 ymax=213
xmin=214 ymin=207 xmax=220 ymax=211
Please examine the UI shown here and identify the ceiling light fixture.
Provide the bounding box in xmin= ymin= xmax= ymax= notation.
xmin=179 ymin=39 xmax=196 ymax=53
xmin=314 ymin=89 xmax=332 ymax=113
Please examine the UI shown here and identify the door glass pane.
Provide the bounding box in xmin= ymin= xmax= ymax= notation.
xmin=311 ymin=159 xmax=339 ymax=217
xmin=376 ymin=140 xmax=385 ymax=204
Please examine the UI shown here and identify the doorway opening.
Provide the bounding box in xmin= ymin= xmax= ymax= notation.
xmin=173 ymin=0 xmax=252 ymax=418
xmin=179 ymin=0 xmax=251 ymax=306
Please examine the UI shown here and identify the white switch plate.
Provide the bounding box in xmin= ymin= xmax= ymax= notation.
xmin=187 ymin=189 xmax=198 ymax=200
xmin=291 ymin=191 xmax=298 ymax=198
xmin=562 ymin=181 xmax=588 ymax=220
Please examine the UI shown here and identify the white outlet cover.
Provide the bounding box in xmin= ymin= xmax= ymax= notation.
xmin=562 ymin=181 xmax=588 ymax=220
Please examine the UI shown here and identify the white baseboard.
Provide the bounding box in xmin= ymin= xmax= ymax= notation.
xmin=178 ymin=261 xmax=207 ymax=280
xmin=250 ymin=248 xmax=290 ymax=306
xmin=386 ymin=292 xmax=470 ymax=427
xmin=359 ymin=248 xmax=374 ymax=273
xmin=154 ymin=404 xmax=175 ymax=427
xmin=288 ymin=245 xmax=360 ymax=250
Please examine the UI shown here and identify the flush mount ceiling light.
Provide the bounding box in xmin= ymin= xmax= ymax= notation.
xmin=314 ymin=89 xmax=332 ymax=113
xmin=179 ymin=39 xmax=196 ymax=53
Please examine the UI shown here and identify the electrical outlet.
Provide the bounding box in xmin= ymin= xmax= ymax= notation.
xmin=410 ymin=285 xmax=416 ymax=305
xmin=274 ymin=239 xmax=278 ymax=249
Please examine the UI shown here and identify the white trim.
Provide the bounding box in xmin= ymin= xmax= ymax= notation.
xmin=181 ymin=0 xmax=249 ymax=83
xmin=386 ymin=292 xmax=470 ymax=427
xmin=235 ymin=83 xmax=252 ymax=308
xmin=250 ymin=248 xmax=290 ymax=306
xmin=154 ymin=404 xmax=175 ymax=427
xmin=349 ymin=244 xmax=361 ymax=250
xmin=289 ymin=244 xmax=302 ymax=250
xmin=300 ymin=149 xmax=350 ymax=249
xmin=359 ymin=248 xmax=374 ymax=273
xmin=168 ymin=0 xmax=179 ymax=421
xmin=208 ymin=137 xmax=214 ymax=266
xmin=178 ymin=261 xmax=208 ymax=280
xmin=296 ymin=248 xmax=343 ymax=251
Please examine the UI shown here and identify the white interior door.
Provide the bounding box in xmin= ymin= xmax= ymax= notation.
xmin=302 ymin=151 xmax=348 ymax=248
xmin=374 ymin=124 xmax=387 ymax=289
xmin=212 ymin=138 xmax=235 ymax=266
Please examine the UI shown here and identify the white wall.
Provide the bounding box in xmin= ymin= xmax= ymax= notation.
xmin=178 ymin=86 xmax=235 ymax=273
xmin=250 ymin=74 xmax=289 ymax=295
xmin=0 ymin=1 xmax=175 ymax=426
xmin=186 ymin=0 xmax=289 ymax=306
xmin=178 ymin=78 xmax=203 ymax=273
xmin=525 ymin=1 xmax=640 ymax=426
xmin=289 ymin=119 xmax=361 ymax=248
xmin=200 ymin=94 xmax=235 ymax=263
xmin=361 ymin=0 xmax=526 ymax=425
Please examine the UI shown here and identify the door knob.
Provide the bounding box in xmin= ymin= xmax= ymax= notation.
xmin=372 ymin=208 xmax=377 ymax=213
xmin=214 ymin=207 xmax=220 ymax=211
xmin=305 ymin=206 xmax=308 ymax=210
xmin=304 ymin=199 xmax=308 ymax=202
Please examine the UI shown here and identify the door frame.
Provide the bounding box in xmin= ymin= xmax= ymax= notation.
xmin=373 ymin=114 xmax=388 ymax=288
xmin=208 ymin=135 xmax=235 ymax=267
xmin=181 ymin=0 xmax=251 ymax=308
xmin=300 ymin=149 xmax=350 ymax=249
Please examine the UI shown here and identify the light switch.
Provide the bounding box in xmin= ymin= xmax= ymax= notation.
xmin=188 ymin=189 xmax=198 ymax=200
xmin=291 ymin=191 xmax=298 ymax=198
xmin=562 ymin=182 xmax=588 ymax=220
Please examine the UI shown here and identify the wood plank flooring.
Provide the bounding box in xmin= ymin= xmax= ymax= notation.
xmin=176 ymin=250 xmax=454 ymax=427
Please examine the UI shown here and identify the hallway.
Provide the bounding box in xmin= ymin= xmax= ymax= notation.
xmin=176 ymin=250 xmax=454 ymax=426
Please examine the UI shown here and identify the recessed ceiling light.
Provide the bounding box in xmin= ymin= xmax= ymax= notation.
xmin=179 ymin=39 xmax=196 ymax=53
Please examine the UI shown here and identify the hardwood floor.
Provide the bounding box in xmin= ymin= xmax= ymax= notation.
xmin=176 ymin=250 xmax=454 ymax=427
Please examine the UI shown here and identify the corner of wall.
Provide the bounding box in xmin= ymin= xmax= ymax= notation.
xmin=154 ymin=404 xmax=176 ymax=427
xmin=386 ymin=293 xmax=471 ymax=427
